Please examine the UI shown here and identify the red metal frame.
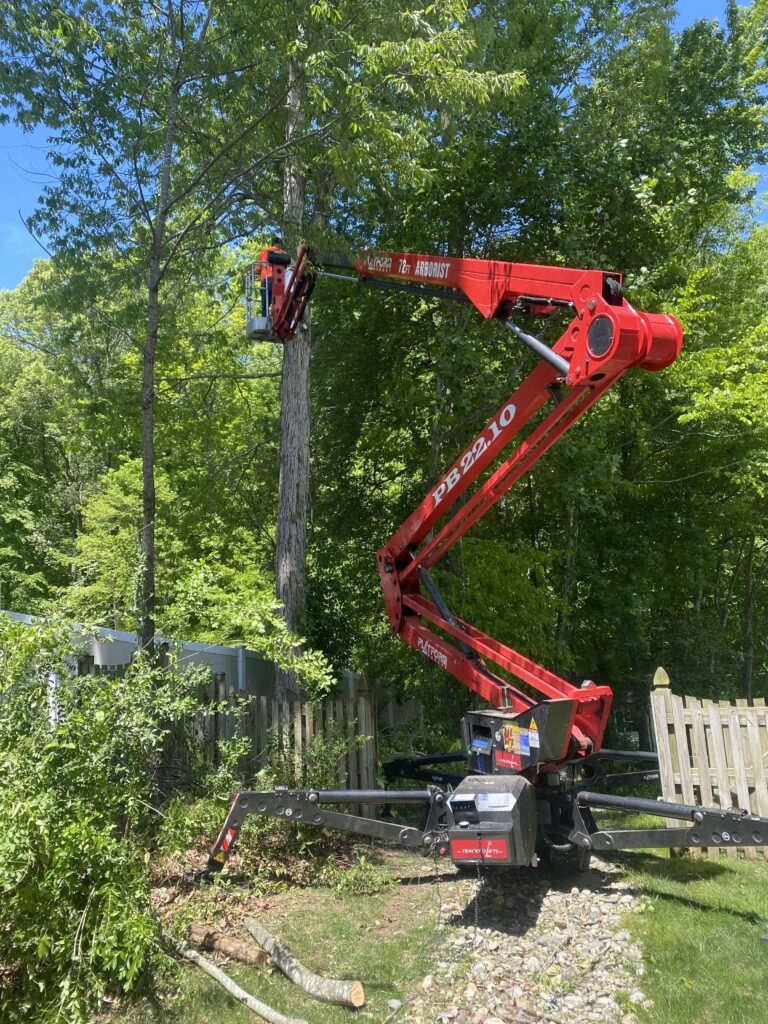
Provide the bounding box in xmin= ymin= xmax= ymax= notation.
xmin=362 ymin=250 xmax=682 ymax=756
xmin=271 ymin=246 xmax=316 ymax=340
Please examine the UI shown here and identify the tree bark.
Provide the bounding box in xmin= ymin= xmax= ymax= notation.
xmin=185 ymin=922 xmax=269 ymax=965
xmin=275 ymin=43 xmax=309 ymax=700
xmin=554 ymin=500 xmax=577 ymax=675
xmin=275 ymin=313 xmax=310 ymax=634
xmin=243 ymin=917 xmax=365 ymax=1007
xmin=165 ymin=932 xmax=307 ymax=1024
xmin=140 ymin=51 xmax=181 ymax=656
xmin=742 ymin=532 xmax=755 ymax=701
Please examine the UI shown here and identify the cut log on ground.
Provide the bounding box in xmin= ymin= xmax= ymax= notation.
xmin=164 ymin=932 xmax=307 ymax=1024
xmin=243 ymin=916 xmax=365 ymax=1008
xmin=185 ymin=921 xmax=269 ymax=965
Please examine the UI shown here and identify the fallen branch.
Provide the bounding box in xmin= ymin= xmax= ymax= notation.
xmin=164 ymin=932 xmax=307 ymax=1024
xmin=185 ymin=921 xmax=269 ymax=965
xmin=243 ymin=916 xmax=365 ymax=1008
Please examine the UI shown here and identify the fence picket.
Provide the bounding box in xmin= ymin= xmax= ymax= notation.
xmin=305 ymin=701 xmax=315 ymax=754
xmin=707 ymin=704 xmax=737 ymax=857
xmin=687 ymin=697 xmax=717 ymax=858
xmin=651 ymin=684 xmax=679 ymax=831
xmin=728 ymin=709 xmax=757 ymax=860
xmin=346 ymin=699 xmax=360 ymax=794
xmin=293 ymin=701 xmax=303 ymax=783
xmin=705 ymin=704 xmax=731 ymax=808
xmin=328 ymin=698 xmax=340 ymax=785
xmin=651 ymin=680 xmax=768 ymax=860
xmin=671 ymin=695 xmax=695 ymax=807
xmin=746 ymin=709 xmax=768 ymax=819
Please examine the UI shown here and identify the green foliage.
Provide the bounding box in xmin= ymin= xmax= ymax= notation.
xmin=0 ymin=616 xmax=201 ymax=1022
xmin=0 ymin=0 xmax=766 ymax=875
xmin=158 ymin=721 xmax=370 ymax=891
xmin=164 ymin=573 xmax=337 ymax=701
xmin=1 ymin=0 xmax=765 ymax=717
xmin=321 ymin=853 xmax=392 ymax=897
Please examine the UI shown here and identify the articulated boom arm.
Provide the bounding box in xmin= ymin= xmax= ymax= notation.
xmin=361 ymin=250 xmax=682 ymax=757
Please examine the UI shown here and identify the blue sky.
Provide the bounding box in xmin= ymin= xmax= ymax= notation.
xmin=0 ymin=1 xmax=758 ymax=290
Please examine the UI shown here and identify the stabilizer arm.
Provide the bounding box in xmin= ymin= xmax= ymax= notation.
xmin=572 ymin=790 xmax=768 ymax=852
xmin=205 ymin=787 xmax=451 ymax=875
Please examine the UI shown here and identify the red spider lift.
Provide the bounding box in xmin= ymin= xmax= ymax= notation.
xmin=206 ymin=248 xmax=768 ymax=875
xmin=244 ymin=245 xmax=316 ymax=342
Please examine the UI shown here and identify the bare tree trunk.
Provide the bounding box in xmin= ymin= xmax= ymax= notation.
xmin=554 ymin=500 xmax=577 ymax=675
xmin=275 ymin=47 xmax=308 ymax=700
xmin=742 ymin=532 xmax=755 ymax=701
xmin=140 ymin=68 xmax=180 ymax=656
xmin=275 ymin=315 xmax=310 ymax=629
xmin=141 ymin=274 xmax=159 ymax=654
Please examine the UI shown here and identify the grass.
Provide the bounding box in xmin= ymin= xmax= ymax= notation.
xmin=113 ymin=821 xmax=768 ymax=1024
xmin=115 ymin=851 xmax=445 ymax=1024
xmin=623 ymin=851 xmax=768 ymax=1024
xmin=591 ymin=807 xmax=768 ymax=1024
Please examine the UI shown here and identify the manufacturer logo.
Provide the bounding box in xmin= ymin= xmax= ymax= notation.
xmin=366 ymin=254 xmax=393 ymax=273
xmin=416 ymin=636 xmax=448 ymax=669
xmin=495 ymin=749 xmax=521 ymax=771
xmin=451 ymin=838 xmax=509 ymax=861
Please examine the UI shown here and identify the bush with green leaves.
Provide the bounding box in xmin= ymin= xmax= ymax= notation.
xmin=0 ymin=616 xmax=200 ymax=1023
xmin=159 ymin=718 xmax=372 ymax=888
xmin=321 ymin=853 xmax=392 ymax=897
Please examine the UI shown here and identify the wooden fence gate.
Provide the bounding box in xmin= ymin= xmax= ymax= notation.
xmin=650 ymin=668 xmax=768 ymax=858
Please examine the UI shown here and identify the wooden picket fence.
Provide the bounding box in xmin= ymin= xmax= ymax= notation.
xmin=194 ymin=676 xmax=379 ymax=795
xmin=650 ymin=668 xmax=768 ymax=858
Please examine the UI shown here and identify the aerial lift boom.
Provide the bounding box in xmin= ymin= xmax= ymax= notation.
xmin=206 ymin=247 xmax=768 ymax=874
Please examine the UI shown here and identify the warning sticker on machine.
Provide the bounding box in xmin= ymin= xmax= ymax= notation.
xmin=529 ymin=717 xmax=540 ymax=747
xmin=495 ymin=749 xmax=522 ymax=771
xmin=451 ymin=837 xmax=509 ymax=861
xmin=511 ymin=722 xmax=521 ymax=752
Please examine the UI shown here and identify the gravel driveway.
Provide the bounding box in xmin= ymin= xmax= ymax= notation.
xmin=399 ymin=856 xmax=652 ymax=1024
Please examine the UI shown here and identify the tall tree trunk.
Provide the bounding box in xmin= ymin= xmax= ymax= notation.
xmin=554 ymin=500 xmax=577 ymax=675
xmin=141 ymin=272 xmax=159 ymax=654
xmin=742 ymin=532 xmax=755 ymax=701
xmin=275 ymin=49 xmax=308 ymax=699
xmin=140 ymin=71 xmax=180 ymax=656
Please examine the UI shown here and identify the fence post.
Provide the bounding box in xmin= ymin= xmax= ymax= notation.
xmin=650 ymin=667 xmax=680 ymax=835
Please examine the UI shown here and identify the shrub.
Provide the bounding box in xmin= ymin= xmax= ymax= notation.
xmin=0 ymin=617 xmax=198 ymax=1022
xmin=158 ymin=719 xmax=372 ymax=888
xmin=321 ymin=853 xmax=392 ymax=897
